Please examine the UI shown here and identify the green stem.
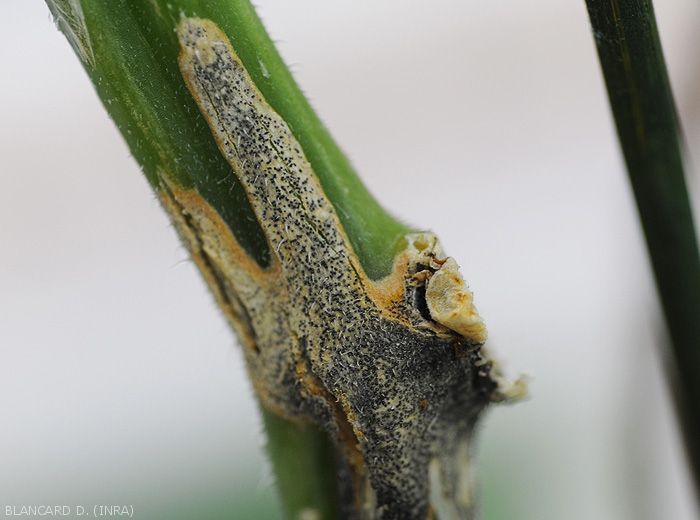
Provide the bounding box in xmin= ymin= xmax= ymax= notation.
xmin=585 ymin=0 xmax=700 ymax=501
xmin=262 ymin=410 xmax=340 ymax=519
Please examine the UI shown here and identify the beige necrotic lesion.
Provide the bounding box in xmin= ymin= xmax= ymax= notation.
xmin=175 ymin=17 xmax=490 ymax=343
xmin=176 ymin=17 xmax=377 ymax=302
xmin=171 ymin=17 xmax=502 ymax=517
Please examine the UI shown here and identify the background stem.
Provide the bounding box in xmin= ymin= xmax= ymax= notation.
xmin=585 ymin=0 xmax=700 ymax=502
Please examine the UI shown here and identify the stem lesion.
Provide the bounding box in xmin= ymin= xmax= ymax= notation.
xmin=157 ymin=175 xmax=260 ymax=354
xmin=171 ymin=18 xmax=507 ymax=517
xmin=47 ymin=3 xmax=519 ymax=517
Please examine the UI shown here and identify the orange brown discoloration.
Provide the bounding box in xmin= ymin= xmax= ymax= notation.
xmin=364 ymin=250 xmax=411 ymax=317
xmin=158 ymin=179 xmax=257 ymax=353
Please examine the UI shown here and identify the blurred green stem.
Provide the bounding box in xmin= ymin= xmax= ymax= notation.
xmin=585 ymin=0 xmax=700 ymax=501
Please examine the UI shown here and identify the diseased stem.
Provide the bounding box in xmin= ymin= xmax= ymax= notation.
xmin=585 ymin=0 xmax=700 ymax=502
xmin=47 ymin=1 xmax=511 ymax=517
xmin=45 ymin=1 xmax=354 ymax=514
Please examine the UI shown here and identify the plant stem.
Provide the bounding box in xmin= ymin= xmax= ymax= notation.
xmin=585 ymin=0 xmax=700 ymax=501
xmin=262 ymin=409 xmax=340 ymax=519
xmin=46 ymin=1 xmax=505 ymax=517
xmin=46 ymin=0 xmax=409 ymax=280
xmin=46 ymin=0 xmax=372 ymax=515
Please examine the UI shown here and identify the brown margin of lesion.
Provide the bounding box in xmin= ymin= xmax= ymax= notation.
xmin=156 ymin=174 xmax=263 ymax=352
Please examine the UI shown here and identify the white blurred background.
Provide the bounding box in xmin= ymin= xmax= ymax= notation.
xmin=2 ymin=1 xmax=699 ymax=518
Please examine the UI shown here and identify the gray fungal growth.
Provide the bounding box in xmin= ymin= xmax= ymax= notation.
xmin=163 ymin=17 xmax=515 ymax=519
